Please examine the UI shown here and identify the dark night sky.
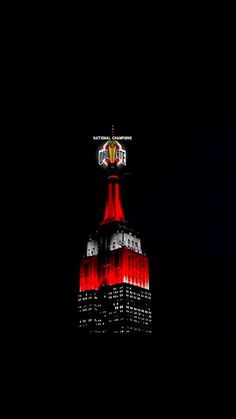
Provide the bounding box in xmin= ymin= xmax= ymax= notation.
xmin=15 ymin=12 xmax=236 ymax=403
xmin=11 ymin=11 xmax=236 ymax=403
xmin=48 ymin=111 xmax=236 ymax=339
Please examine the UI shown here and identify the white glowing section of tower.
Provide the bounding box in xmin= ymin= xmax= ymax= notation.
xmin=110 ymin=232 xmax=142 ymax=253
xmin=87 ymin=238 xmax=98 ymax=256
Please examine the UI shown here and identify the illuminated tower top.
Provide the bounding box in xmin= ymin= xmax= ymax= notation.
xmin=80 ymin=127 xmax=150 ymax=292
xmin=95 ymin=126 xmax=131 ymax=225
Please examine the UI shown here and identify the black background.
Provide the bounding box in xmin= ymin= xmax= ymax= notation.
xmin=6 ymin=7 xmax=236 ymax=410
xmin=24 ymin=37 xmax=236 ymax=363
xmin=41 ymin=108 xmax=236 ymax=346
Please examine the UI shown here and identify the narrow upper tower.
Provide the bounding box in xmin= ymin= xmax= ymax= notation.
xmin=100 ymin=174 xmax=125 ymax=224
xmin=98 ymin=125 xmax=127 ymax=224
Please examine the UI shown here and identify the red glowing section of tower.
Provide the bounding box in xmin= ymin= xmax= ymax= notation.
xmin=80 ymin=248 xmax=149 ymax=291
xmin=100 ymin=175 xmax=125 ymax=224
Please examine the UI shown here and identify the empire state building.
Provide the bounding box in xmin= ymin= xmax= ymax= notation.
xmin=78 ymin=134 xmax=152 ymax=334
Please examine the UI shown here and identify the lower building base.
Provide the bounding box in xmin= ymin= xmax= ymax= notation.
xmin=78 ymin=283 xmax=152 ymax=334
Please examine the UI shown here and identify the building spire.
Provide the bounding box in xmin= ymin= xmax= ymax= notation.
xmin=100 ymin=175 xmax=125 ymax=224
xmin=95 ymin=125 xmax=129 ymax=224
